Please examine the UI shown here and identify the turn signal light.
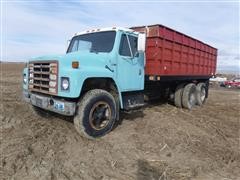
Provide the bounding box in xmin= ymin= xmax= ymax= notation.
xmin=72 ymin=61 xmax=79 ymax=69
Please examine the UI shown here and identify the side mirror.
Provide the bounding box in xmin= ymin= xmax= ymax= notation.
xmin=134 ymin=51 xmax=139 ymax=57
xmin=137 ymin=33 xmax=146 ymax=52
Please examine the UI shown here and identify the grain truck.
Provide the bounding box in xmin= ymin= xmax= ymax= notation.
xmin=22 ymin=24 xmax=217 ymax=139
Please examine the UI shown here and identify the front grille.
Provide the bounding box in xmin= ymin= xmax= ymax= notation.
xmin=28 ymin=61 xmax=58 ymax=95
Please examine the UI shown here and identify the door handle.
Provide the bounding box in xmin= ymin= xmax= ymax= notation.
xmin=105 ymin=65 xmax=114 ymax=72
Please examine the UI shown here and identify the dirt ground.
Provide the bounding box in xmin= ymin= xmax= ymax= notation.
xmin=1 ymin=63 xmax=240 ymax=180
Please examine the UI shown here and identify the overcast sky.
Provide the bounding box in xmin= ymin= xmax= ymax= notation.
xmin=1 ymin=0 xmax=239 ymax=73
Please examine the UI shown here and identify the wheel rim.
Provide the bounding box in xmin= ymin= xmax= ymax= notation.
xmin=200 ymin=87 xmax=206 ymax=101
xmin=89 ymin=101 xmax=112 ymax=130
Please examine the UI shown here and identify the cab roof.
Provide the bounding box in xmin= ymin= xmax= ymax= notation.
xmin=73 ymin=27 xmax=138 ymax=37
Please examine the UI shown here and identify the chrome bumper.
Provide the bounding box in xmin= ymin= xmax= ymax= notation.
xmin=23 ymin=90 xmax=76 ymax=116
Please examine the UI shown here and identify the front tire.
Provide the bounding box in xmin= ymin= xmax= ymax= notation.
xmin=182 ymin=83 xmax=197 ymax=110
xmin=74 ymin=89 xmax=117 ymax=139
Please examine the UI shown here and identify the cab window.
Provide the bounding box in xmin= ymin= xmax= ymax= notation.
xmin=119 ymin=34 xmax=137 ymax=57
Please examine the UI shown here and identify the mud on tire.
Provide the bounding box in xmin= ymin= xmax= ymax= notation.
xmin=196 ymin=82 xmax=207 ymax=106
xmin=74 ymin=89 xmax=117 ymax=139
xmin=174 ymin=83 xmax=185 ymax=108
xmin=182 ymin=83 xmax=197 ymax=110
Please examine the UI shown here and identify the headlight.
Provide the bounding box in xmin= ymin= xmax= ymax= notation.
xmin=23 ymin=74 xmax=27 ymax=84
xmin=49 ymin=88 xmax=57 ymax=93
xmin=61 ymin=77 xmax=70 ymax=90
xmin=50 ymin=74 xmax=57 ymax=80
xmin=49 ymin=81 xmax=57 ymax=87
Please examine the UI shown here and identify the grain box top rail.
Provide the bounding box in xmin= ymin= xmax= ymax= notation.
xmin=130 ymin=24 xmax=217 ymax=51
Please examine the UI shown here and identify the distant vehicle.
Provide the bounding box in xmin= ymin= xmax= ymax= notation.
xmin=209 ymin=76 xmax=227 ymax=87
xmin=210 ymin=76 xmax=227 ymax=82
xmin=224 ymin=78 xmax=240 ymax=88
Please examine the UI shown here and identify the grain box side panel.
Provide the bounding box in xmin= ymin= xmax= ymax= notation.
xmin=131 ymin=24 xmax=217 ymax=76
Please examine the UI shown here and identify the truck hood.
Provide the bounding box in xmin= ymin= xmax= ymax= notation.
xmin=29 ymin=51 xmax=111 ymax=68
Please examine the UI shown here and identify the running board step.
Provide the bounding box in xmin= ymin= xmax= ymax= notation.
xmin=122 ymin=91 xmax=145 ymax=111
xmin=125 ymin=103 xmax=146 ymax=110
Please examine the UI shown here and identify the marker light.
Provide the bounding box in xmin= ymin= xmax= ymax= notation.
xmin=72 ymin=61 xmax=79 ymax=69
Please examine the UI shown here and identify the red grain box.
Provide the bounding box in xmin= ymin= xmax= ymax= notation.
xmin=131 ymin=24 xmax=217 ymax=77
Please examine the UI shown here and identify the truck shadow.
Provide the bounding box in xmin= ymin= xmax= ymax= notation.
xmin=137 ymin=159 xmax=165 ymax=180
xmin=51 ymin=98 xmax=171 ymax=128
xmin=44 ymin=111 xmax=74 ymax=124
xmin=117 ymin=97 xmax=170 ymax=126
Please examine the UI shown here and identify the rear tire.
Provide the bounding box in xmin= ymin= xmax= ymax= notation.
xmin=174 ymin=83 xmax=185 ymax=108
xmin=182 ymin=83 xmax=197 ymax=110
xmin=196 ymin=83 xmax=207 ymax=106
xmin=74 ymin=89 xmax=117 ymax=139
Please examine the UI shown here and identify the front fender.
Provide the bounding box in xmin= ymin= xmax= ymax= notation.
xmin=58 ymin=66 xmax=124 ymax=108
xmin=58 ymin=66 xmax=114 ymax=98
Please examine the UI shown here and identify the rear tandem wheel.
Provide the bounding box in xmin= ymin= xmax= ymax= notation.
xmin=182 ymin=83 xmax=197 ymax=110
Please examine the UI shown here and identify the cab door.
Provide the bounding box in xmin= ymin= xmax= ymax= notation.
xmin=117 ymin=32 xmax=144 ymax=91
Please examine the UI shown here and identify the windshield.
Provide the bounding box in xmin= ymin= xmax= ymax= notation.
xmin=67 ymin=31 xmax=116 ymax=53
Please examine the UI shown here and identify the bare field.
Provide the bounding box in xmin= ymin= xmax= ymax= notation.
xmin=1 ymin=63 xmax=240 ymax=180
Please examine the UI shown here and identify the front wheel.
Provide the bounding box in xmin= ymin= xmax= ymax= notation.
xmin=74 ymin=89 xmax=117 ymax=139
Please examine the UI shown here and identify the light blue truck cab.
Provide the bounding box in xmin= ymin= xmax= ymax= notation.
xmin=23 ymin=27 xmax=146 ymax=138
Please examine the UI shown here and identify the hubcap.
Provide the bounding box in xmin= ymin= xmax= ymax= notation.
xmin=89 ymin=101 xmax=111 ymax=130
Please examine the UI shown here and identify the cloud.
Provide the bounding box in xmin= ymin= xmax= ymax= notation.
xmin=2 ymin=1 xmax=239 ymax=73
